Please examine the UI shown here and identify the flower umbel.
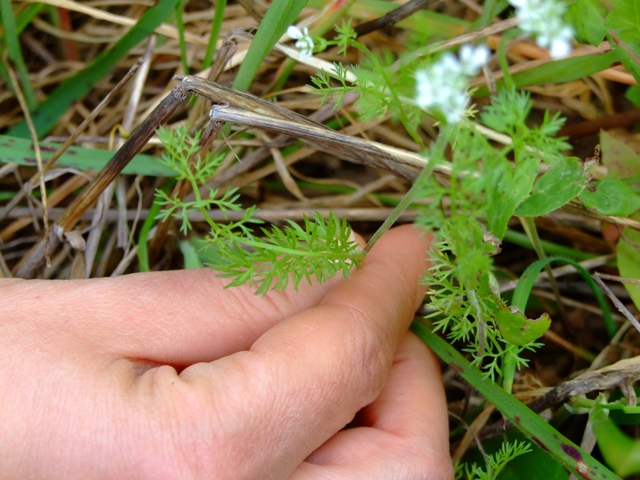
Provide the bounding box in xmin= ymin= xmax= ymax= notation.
xmin=415 ymin=44 xmax=490 ymax=124
xmin=287 ymin=25 xmax=315 ymax=57
xmin=509 ymin=0 xmax=573 ymax=58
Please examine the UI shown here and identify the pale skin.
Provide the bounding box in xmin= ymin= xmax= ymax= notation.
xmin=0 ymin=225 xmax=453 ymax=479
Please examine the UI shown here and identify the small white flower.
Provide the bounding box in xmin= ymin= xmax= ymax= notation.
xmin=287 ymin=25 xmax=314 ymax=57
xmin=509 ymin=0 xmax=573 ymax=58
xmin=415 ymin=44 xmax=489 ymax=124
xmin=287 ymin=25 xmax=305 ymax=39
xmin=550 ymin=37 xmax=572 ymax=58
xmin=459 ymin=44 xmax=491 ymax=76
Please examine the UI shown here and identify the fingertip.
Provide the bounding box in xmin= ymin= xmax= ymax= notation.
xmin=365 ymin=224 xmax=432 ymax=309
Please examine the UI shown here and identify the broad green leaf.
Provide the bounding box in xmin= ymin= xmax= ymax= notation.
xmin=625 ymin=85 xmax=640 ymax=108
xmin=580 ymin=178 xmax=640 ymax=216
xmin=9 ymin=0 xmax=179 ymax=138
xmin=606 ymin=0 xmax=640 ymax=45
xmin=567 ymin=0 xmax=607 ymax=46
xmin=485 ymin=158 xmax=538 ymax=239
xmin=232 ymin=0 xmax=308 ymax=92
xmin=411 ymin=323 xmax=621 ymax=480
xmin=0 ymin=135 xmax=175 ymax=176
xmin=617 ymin=229 xmax=640 ymax=311
xmin=609 ymin=36 xmax=640 ymax=86
xmin=591 ymin=397 xmax=640 ymax=477
xmin=515 ymin=157 xmax=589 ymax=216
xmin=600 ymin=130 xmax=640 ymax=179
xmin=495 ymin=305 xmax=551 ymax=345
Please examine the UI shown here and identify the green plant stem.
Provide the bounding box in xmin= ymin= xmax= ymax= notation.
xmin=189 ymin=176 xmax=220 ymax=233
xmin=468 ymin=289 xmax=487 ymax=356
xmin=570 ymin=396 xmax=640 ymax=414
xmin=364 ymin=129 xmax=449 ymax=253
xmin=501 ymin=344 xmax=523 ymax=395
xmin=237 ymin=238 xmax=366 ymax=259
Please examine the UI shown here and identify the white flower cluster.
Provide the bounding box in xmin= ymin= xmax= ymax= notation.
xmin=415 ymin=44 xmax=490 ymax=124
xmin=509 ymin=0 xmax=573 ymax=58
xmin=287 ymin=26 xmax=314 ymax=57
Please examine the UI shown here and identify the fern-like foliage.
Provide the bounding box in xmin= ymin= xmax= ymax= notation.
xmin=455 ymin=440 xmax=532 ymax=480
xmin=154 ymin=126 xmax=363 ymax=295
xmin=308 ymin=19 xmax=424 ymax=146
xmin=206 ymin=212 xmax=364 ymax=295
xmin=154 ymin=125 xmax=254 ymax=235
xmin=416 ymin=89 xmax=569 ymax=380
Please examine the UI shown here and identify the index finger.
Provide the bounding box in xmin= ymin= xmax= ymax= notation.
xmin=166 ymin=225 xmax=432 ymax=478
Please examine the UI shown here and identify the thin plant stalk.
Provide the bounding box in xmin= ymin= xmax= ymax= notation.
xmin=364 ymin=128 xmax=449 ymax=253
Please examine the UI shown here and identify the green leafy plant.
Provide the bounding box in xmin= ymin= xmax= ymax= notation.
xmin=456 ymin=440 xmax=532 ymax=480
xmin=154 ymin=125 xmax=363 ymax=295
xmin=310 ymin=20 xmax=424 ymax=145
xmin=151 ymin=2 xmax=640 ymax=477
xmin=415 ymin=89 xmax=571 ymax=382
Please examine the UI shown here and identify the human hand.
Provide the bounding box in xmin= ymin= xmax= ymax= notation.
xmin=0 ymin=225 xmax=452 ymax=479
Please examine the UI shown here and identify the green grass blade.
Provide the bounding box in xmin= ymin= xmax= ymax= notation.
xmin=137 ymin=181 xmax=175 ymax=272
xmin=268 ymin=0 xmax=357 ymax=92
xmin=0 ymin=135 xmax=175 ymax=176
xmin=174 ymin=0 xmax=189 ymax=75
xmin=232 ymin=0 xmax=308 ymax=92
xmin=179 ymin=239 xmax=204 ymax=269
xmin=411 ymin=322 xmax=621 ymax=480
xmin=476 ymin=51 xmax=618 ymax=96
xmin=15 ymin=2 xmax=44 ymax=32
xmin=0 ymin=0 xmax=38 ymax=110
xmin=511 ymin=256 xmax=616 ymax=338
xmin=307 ymin=0 xmax=467 ymax=37
xmin=8 ymin=0 xmax=179 ymax=139
xmin=503 ymin=229 xmax=596 ymax=261
xmin=472 ymin=0 xmax=510 ymax=29
xmin=202 ymin=0 xmax=227 ymax=70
